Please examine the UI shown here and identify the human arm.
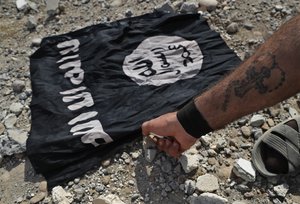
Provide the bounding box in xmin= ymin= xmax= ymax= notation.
xmin=142 ymin=14 xmax=300 ymax=157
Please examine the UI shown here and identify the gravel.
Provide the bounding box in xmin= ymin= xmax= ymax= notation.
xmin=1 ymin=0 xmax=300 ymax=204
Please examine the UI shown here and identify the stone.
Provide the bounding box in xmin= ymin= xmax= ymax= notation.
xmin=111 ymin=0 xmax=122 ymax=7
xmin=196 ymin=174 xmax=219 ymax=192
xmin=16 ymin=0 xmax=28 ymax=10
xmin=0 ymin=135 xmax=24 ymax=156
xmin=101 ymin=159 xmax=111 ymax=167
xmin=232 ymin=158 xmax=256 ymax=182
xmin=266 ymin=118 xmax=275 ymax=127
xmin=45 ymin=0 xmax=59 ymax=12
xmin=125 ymin=9 xmax=133 ymax=18
xmin=250 ymin=115 xmax=265 ymax=127
xmin=27 ymin=15 xmax=37 ymax=30
xmin=232 ymin=201 xmax=248 ymax=204
xmin=198 ymin=0 xmax=218 ymax=11
xmin=243 ymin=22 xmax=254 ymax=30
xmin=0 ymin=154 xmax=3 ymax=165
xmin=179 ymin=154 xmax=199 ymax=173
xmin=31 ymin=38 xmax=42 ymax=47
xmin=30 ymin=192 xmax=46 ymax=204
xmin=200 ymin=135 xmax=212 ymax=146
xmin=52 ymin=186 xmax=73 ymax=204
xmin=226 ymin=22 xmax=239 ymax=34
xmin=0 ymin=123 xmax=5 ymax=135
xmin=4 ymin=114 xmax=17 ymax=129
xmin=184 ymin=180 xmax=196 ymax=195
xmin=189 ymin=193 xmax=228 ymax=204
xmin=273 ymin=183 xmax=289 ymax=198
xmin=94 ymin=194 xmax=125 ymax=204
xmin=161 ymin=159 xmax=172 ymax=173
xmin=39 ymin=181 xmax=48 ymax=192
xmin=143 ymin=136 xmax=157 ymax=162
xmin=12 ymin=80 xmax=25 ymax=93
xmin=241 ymin=126 xmax=251 ymax=138
xmin=7 ymin=129 xmax=28 ymax=146
xmin=9 ymin=102 xmax=23 ymax=115
xmin=252 ymin=127 xmax=263 ymax=140
xmin=288 ymin=107 xmax=298 ymax=117
xmin=179 ymin=2 xmax=198 ymax=13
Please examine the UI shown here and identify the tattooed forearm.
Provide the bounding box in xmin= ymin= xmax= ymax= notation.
xmin=222 ymin=53 xmax=285 ymax=111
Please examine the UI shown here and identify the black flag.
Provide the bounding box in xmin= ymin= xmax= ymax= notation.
xmin=27 ymin=11 xmax=241 ymax=188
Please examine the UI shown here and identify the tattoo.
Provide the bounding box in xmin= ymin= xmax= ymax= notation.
xmin=222 ymin=53 xmax=285 ymax=111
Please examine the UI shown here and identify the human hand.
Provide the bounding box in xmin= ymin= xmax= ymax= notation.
xmin=142 ymin=112 xmax=197 ymax=158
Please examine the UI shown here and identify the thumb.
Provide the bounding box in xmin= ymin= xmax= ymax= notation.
xmin=141 ymin=121 xmax=151 ymax=136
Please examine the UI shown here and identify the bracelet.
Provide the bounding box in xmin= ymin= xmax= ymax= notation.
xmin=177 ymin=100 xmax=213 ymax=138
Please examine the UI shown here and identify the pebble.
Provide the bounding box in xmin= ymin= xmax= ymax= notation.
xmin=52 ymin=186 xmax=73 ymax=204
xmin=9 ymin=102 xmax=23 ymax=115
xmin=266 ymin=118 xmax=275 ymax=127
xmin=189 ymin=193 xmax=228 ymax=204
xmin=200 ymin=135 xmax=212 ymax=146
xmin=232 ymin=158 xmax=256 ymax=182
xmin=39 ymin=181 xmax=48 ymax=192
xmin=179 ymin=153 xmax=199 ymax=173
xmin=7 ymin=129 xmax=28 ymax=146
xmin=125 ymin=9 xmax=133 ymax=17
xmin=101 ymin=159 xmax=111 ymax=167
xmin=179 ymin=2 xmax=198 ymax=13
xmin=252 ymin=127 xmax=263 ymax=140
xmin=274 ymin=183 xmax=289 ymax=198
xmin=94 ymin=194 xmax=125 ymax=204
xmin=241 ymin=126 xmax=251 ymax=138
xmin=184 ymin=180 xmax=196 ymax=195
xmin=111 ymin=0 xmax=123 ymax=7
xmin=250 ymin=115 xmax=265 ymax=127
xmin=226 ymin=22 xmax=239 ymax=34
xmin=4 ymin=114 xmax=17 ymax=129
xmin=45 ymin=0 xmax=59 ymax=12
xmin=31 ymin=38 xmax=42 ymax=47
xmin=243 ymin=22 xmax=254 ymax=30
xmin=27 ymin=15 xmax=37 ymax=31
xmin=0 ymin=123 xmax=5 ymax=135
xmin=232 ymin=201 xmax=248 ymax=204
xmin=161 ymin=158 xmax=172 ymax=173
xmin=0 ymin=154 xmax=3 ymax=165
xmin=288 ymin=107 xmax=298 ymax=117
xmin=237 ymin=118 xmax=248 ymax=126
xmin=198 ymin=0 xmax=218 ymax=11
xmin=30 ymin=192 xmax=46 ymax=204
xmin=12 ymin=80 xmax=25 ymax=93
xmin=196 ymin=174 xmax=219 ymax=192
xmin=16 ymin=0 xmax=28 ymax=10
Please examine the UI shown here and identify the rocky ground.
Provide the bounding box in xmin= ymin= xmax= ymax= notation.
xmin=1 ymin=0 xmax=300 ymax=203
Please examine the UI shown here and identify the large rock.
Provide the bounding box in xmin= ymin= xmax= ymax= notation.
xmin=232 ymin=158 xmax=256 ymax=182
xmin=52 ymin=186 xmax=73 ymax=204
xmin=196 ymin=174 xmax=219 ymax=192
xmin=189 ymin=193 xmax=228 ymax=204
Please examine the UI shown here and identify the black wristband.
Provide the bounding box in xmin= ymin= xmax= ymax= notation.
xmin=177 ymin=100 xmax=213 ymax=138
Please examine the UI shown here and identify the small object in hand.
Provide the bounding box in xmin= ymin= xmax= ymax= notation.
xmin=148 ymin=132 xmax=173 ymax=142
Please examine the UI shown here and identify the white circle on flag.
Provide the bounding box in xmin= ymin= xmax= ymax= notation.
xmin=123 ymin=35 xmax=203 ymax=86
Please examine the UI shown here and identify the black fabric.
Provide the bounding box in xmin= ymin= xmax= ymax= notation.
xmin=177 ymin=100 xmax=213 ymax=138
xmin=27 ymin=11 xmax=241 ymax=188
